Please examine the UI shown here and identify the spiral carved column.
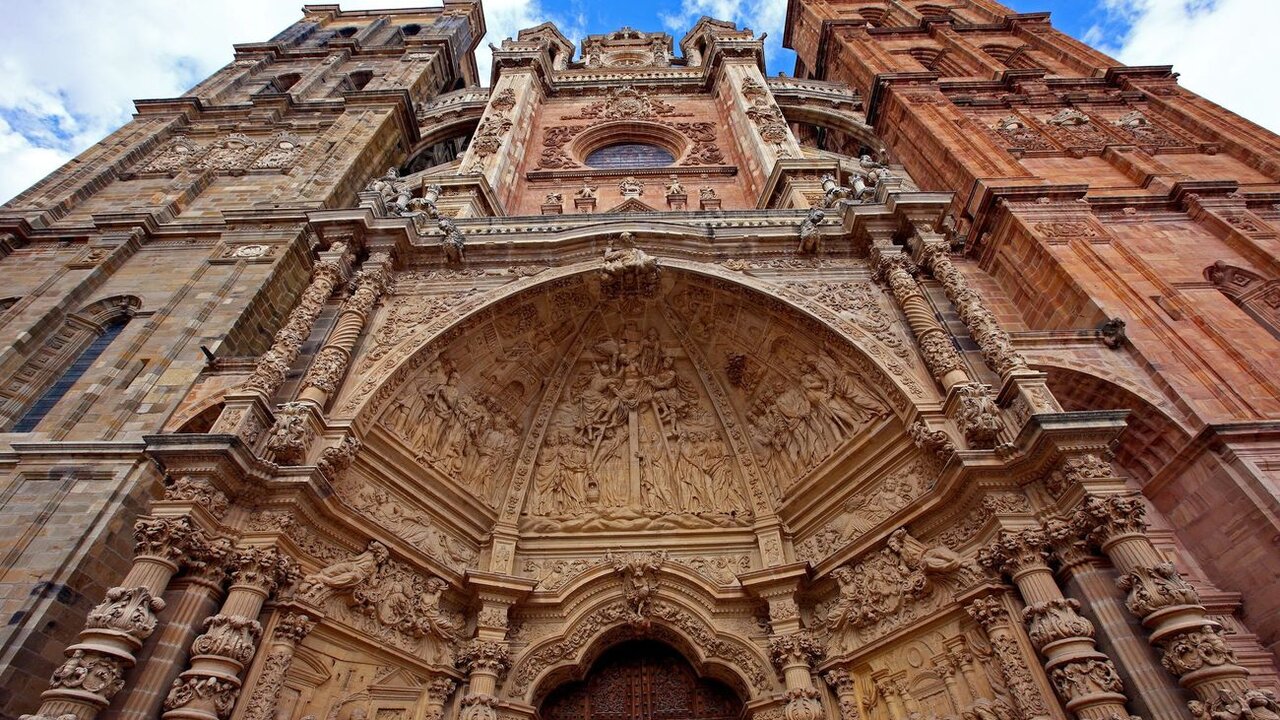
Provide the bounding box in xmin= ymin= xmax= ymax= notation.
xmin=872 ymin=247 xmax=1005 ymax=448
xmin=161 ymin=547 xmax=297 ymax=720
xmin=25 ymin=517 xmax=205 ymax=720
xmin=1074 ymin=494 xmax=1264 ymax=716
xmin=297 ymin=251 xmax=391 ymax=407
xmin=979 ymin=530 xmax=1134 ymax=720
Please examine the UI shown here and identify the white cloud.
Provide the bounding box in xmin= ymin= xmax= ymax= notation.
xmin=1093 ymin=0 xmax=1280 ymax=133
xmin=657 ymin=0 xmax=794 ymax=74
xmin=0 ymin=0 xmax=574 ymax=203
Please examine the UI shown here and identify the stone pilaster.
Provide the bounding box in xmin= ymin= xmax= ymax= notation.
xmin=1044 ymin=520 xmax=1188 ymax=720
xmin=965 ymin=594 xmax=1055 ymax=720
xmin=162 ymin=547 xmax=297 ymax=720
xmin=823 ymin=670 xmax=860 ymax=720
xmin=1075 ymin=494 xmax=1260 ymax=713
xmin=236 ymin=612 xmax=316 ymax=720
xmin=26 ymin=517 xmax=204 ymax=720
xmin=979 ymin=530 xmax=1134 ymax=720
xmin=115 ymin=539 xmax=233 ymax=720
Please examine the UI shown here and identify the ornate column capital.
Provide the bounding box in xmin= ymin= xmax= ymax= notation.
xmin=964 ymin=594 xmax=1012 ymax=629
xmin=190 ymin=614 xmax=263 ymax=666
xmin=230 ymin=546 xmax=299 ymax=598
xmin=977 ymin=529 xmax=1049 ymax=577
xmin=1115 ymin=561 xmax=1201 ymax=617
xmin=1075 ymin=494 xmax=1148 ymax=547
xmin=769 ymin=631 xmax=825 ymax=671
xmin=84 ymin=586 xmax=167 ymax=643
xmin=134 ymin=515 xmax=201 ymax=567
xmin=1043 ymin=454 xmax=1116 ymax=498
xmin=272 ymin=612 xmax=316 ymax=643
xmin=162 ymin=476 xmax=230 ymax=520
xmin=1043 ymin=518 xmax=1093 ymax=569
xmin=458 ymin=639 xmax=511 ymax=677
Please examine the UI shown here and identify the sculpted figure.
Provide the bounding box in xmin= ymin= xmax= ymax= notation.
xmin=887 ymin=528 xmax=961 ymax=575
xmin=799 ymin=208 xmax=824 ymax=254
xmin=665 ymin=176 xmax=685 ymax=196
xmin=299 ymin=541 xmax=389 ymax=600
xmin=576 ymin=182 xmax=598 ymax=200
xmin=439 ymin=218 xmax=465 ymax=263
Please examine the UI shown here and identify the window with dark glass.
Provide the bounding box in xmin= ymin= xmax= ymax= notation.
xmin=12 ymin=317 xmax=128 ymax=432
xmin=584 ymin=143 xmax=674 ymax=169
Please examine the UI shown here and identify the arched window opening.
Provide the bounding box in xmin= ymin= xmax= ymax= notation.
xmin=336 ymin=26 xmax=359 ymax=38
xmin=404 ymin=133 xmax=473 ymax=174
xmin=403 ymin=23 xmax=422 ymax=36
xmin=272 ymin=73 xmax=302 ymax=92
xmin=346 ymin=70 xmax=374 ymax=91
xmin=175 ymin=402 xmax=225 ymax=434
xmin=540 ymin=641 xmax=743 ymax=720
xmin=858 ymin=7 xmax=888 ymax=27
xmin=584 ymin=143 xmax=675 ymax=169
xmin=917 ymin=4 xmax=953 ymax=21
xmin=11 ymin=316 xmax=129 ymax=432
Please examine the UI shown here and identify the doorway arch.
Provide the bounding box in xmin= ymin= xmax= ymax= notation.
xmin=539 ymin=640 xmax=745 ymax=720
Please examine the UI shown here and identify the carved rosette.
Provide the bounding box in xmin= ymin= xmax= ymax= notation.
xmin=243 ymin=248 xmax=348 ymax=397
xmin=919 ymin=243 xmax=1028 ymax=377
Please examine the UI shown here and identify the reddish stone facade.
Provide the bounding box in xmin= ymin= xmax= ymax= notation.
xmin=0 ymin=4 xmax=1278 ymax=720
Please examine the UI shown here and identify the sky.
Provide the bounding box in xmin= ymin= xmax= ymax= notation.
xmin=0 ymin=0 xmax=1277 ymax=204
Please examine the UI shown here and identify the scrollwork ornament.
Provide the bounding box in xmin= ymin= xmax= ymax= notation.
xmin=1022 ymin=598 xmax=1095 ymax=650
xmin=85 ymin=586 xmax=167 ymax=640
xmin=965 ymin=595 xmax=1010 ymax=628
xmin=49 ymin=649 xmax=127 ymax=697
xmin=1049 ymin=658 xmax=1124 ymax=698
xmin=190 ymin=614 xmax=263 ymax=665
xmin=1115 ymin=561 xmax=1200 ymax=616
xmin=163 ymin=476 xmax=229 ymax=518
xmin=783 ymin=687 xmax=824 ymax=720
xmin=232 ymin=546 xmax=298 ymax=597
xmin=1189 ymin=689 xmax=1280 ymax=720
xmin=459 ymin=694 xmax=501 ymax=720
xmin=1160 ymin=625 xmax=1237 ymax=676
xmin=163 ymin=675 xmax=240 ymax=719
xmin=133 ymin=515 xmax=199 ymax=564
xmin=273 ymin=612 xmax=316 ymax=643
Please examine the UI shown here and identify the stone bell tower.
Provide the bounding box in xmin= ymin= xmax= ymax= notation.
xmin=0 ymin=4 xmax=482 ymax=718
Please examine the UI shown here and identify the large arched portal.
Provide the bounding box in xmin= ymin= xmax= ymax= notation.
xmin=540 ymin=641 xmax=744 ymax=720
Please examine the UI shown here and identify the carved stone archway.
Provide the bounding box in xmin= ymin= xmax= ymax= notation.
xmin=539 ymin=640 xmax=745 ymax=720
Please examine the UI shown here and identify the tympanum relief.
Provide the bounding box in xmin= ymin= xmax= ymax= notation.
xmin=524 ymin=319 xmax=754 ymax=532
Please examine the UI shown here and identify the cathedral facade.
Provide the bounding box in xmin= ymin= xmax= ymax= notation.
xmin=1 ymin=3 xmax=1278 ymax=720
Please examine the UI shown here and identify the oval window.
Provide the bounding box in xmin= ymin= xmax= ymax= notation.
xmin=584 ymin=143 xmax=674 ymax=169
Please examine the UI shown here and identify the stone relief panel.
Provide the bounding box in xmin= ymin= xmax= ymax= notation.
xmin=373 ymin=280 xmax=584 ymax=510
xmin=795 ymin=455 xmax=939 ymax=565
xmin=665 ymin=279 xmax=894 ymax=493
xmin=520 ymin=551 xmax=753 ymax=591
xmin=332 ymin=477 xmax=479 ymax=573
xmin=523 ymin=314 xmax=755 ymax=533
